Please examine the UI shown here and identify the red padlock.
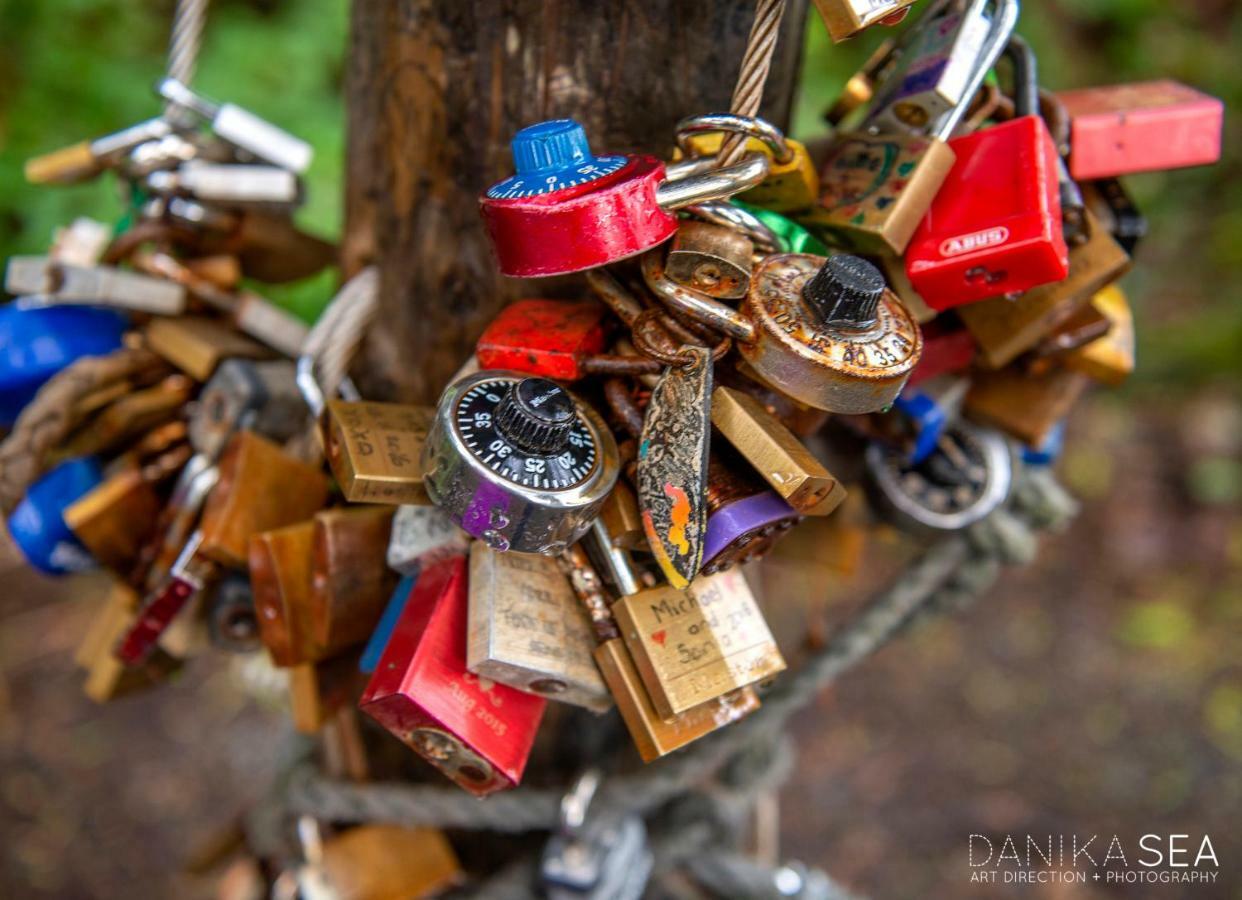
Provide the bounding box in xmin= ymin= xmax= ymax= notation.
xmin=475 ymin=298 xmax=611 ymax=380
xmin=115 ymin=531 xmax=209 ymax=666
xmin=905 ymin=36 xmax=1068 ymax=311
xmin=1057 ymin=80 xmax=1224 ymax=181
xmin=480 ymin=119 xmax=676 ymax=278
xmin=905 ymin=317 xmax=977 ymax=388
xmin=359 ymin=556 xmax=545 ymax=796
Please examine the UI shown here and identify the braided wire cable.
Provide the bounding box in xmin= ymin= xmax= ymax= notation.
xmin=166 ymin=0 xmax=208 ymax=89
xmin=718 ymin=0 xmax=788 ymax=167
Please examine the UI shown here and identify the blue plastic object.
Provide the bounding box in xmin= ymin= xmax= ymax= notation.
xmin=360 ymin=574 xmax=417 ymax=674
xmin=1022 ymin=420 xmax=1067 ymax=467
xmin=893 ymin=391 xmax=948 ymax=465
xmin=0 ymin=304 xmax=129 ymax=427
xmin=486 ymin=119 xmax=627 ymax=199
xmin=7 ymin=456 xmax=104 ymax=576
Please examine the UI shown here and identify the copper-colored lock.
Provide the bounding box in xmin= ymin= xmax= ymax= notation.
xmin=305 ymin=824 xmax=463 ymax=900
xmin=965 ymin=365 xmax=1090 ymax=446
xmin=958 ymin=211 xmax=1131 ymax=369
xmin=144 ymin=316 xmax=271 ymax=381
xmin=249 ymin=520 xmax=321 ymax=667
xmin=325 ymin=400 xmax=435 ymax=505
xmin=665 ymin=221 xmax=754 ymax=300
xmin=198 ymin=431 xmax=330 ymax=568
xmin=467 ymin=542 xmax=611 ymax=712
xmin=310 ymin=506 xmax=397 ymax=655
xmin=1061 ymin=285 xmax=1135 ymax=386
xmin=61 ymin=375 xmax=194 ymax=459
xmin=78 ymin=581 xmax=180 ymax=703
xmin=711 ymin=386 xmax=846 ymax=516
xmin=64 ymin=466 xmax=165 ymax=574
xmin=290 ymin=654 xmax=364 ymax=735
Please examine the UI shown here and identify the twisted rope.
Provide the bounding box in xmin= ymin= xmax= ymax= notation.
xmin=166 ymin=0 xmax=208 ymax=90
xmin=718 ymin=0 xmax=788 ymax=167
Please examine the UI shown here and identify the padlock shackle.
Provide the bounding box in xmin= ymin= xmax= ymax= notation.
xmin=673 ymin=113 xmax=794 ymax=165
xmin=933 ymin=0 xmax=1020 ymax=140
xmin=683 ymin=200 xmax=781 ymax=253
xmin=1001 ymin=34 xmax=1039 ymax=120
xmin=655 ymin=153 xmax=769 ymax=211
xmin=156 ymin=77 xmax=220 ymax=121
xmin=640 ymin=249 xmax=757 ymax=344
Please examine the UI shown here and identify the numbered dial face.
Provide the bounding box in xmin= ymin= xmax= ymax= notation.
xmin=453 ymin=378 xmax=599 ymax=492
xmin=486 ymin=156 xmax=629 ymax=199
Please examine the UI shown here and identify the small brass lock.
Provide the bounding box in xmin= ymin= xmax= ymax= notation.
xmin=324 ymin=400 xmax=436 ymax=505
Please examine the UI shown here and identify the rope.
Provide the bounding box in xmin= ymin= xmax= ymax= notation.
xmin=166 ymin=0 xmax=208 ymax=91
xmin=718 ymin=0 xmax=788 ymax=167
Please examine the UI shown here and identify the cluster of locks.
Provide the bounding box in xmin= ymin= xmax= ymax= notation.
xmin=0 ymin=0 xmax=1225 ymax=896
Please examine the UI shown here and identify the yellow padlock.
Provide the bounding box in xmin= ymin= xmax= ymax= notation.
xmin=674 ymin=114 xmax=818 ymax=214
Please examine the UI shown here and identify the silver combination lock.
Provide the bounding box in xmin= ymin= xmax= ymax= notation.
xmin=422 ymin=371 xmax=619 ymax=554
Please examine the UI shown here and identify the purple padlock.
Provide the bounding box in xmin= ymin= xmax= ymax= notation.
xmin=700 ymin=455 xmax=800 ymax=575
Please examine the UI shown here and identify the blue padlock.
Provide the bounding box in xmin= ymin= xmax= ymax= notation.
xmin=7 ymin=456 xmax=104 ymax=576
xmin=359 ymin=574 xmax=416 ymax=674
xmin=0 ymin=304 xmax=128 ymax=427
xmin=1022 ymin=420 xmax=1066 ymax=467
xmin=892 ymin=377 xmax=970 ymax=465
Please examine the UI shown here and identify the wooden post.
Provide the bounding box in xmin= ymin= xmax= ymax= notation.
xmin=344 ymin=0 xmax=808 ymax=403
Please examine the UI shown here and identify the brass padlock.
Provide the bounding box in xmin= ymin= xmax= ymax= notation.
xmin=665 ymin=221 xmax=754 ymax=300
xmin=1061 ymin=284 xmax=1135 ymax=386
xmin=296 ymin=822 xmax=463 ymax=900
xmin=804 ymin=0 xmax=1017 ymax=254
xmin=324 ymin=400 xmax=436 ymax=505
xmin=198 ymin=430 xmax=330 ymax=568
xmin=309 ymin=506 xmax=397 ymax=656
xmin=144 ymin=316 xmax=271 ymax=382
xmin=611 ymin=567 xmax=785 ymax=719
xmin=467 ymin=541 xmax=611 ymax=712
xmin=249 ymin=520 xmax=322 ymax=668
xmin=958 ymin=211 xmax=1131 ymax=368
xmin=675 ymin=114 xmax=819 ymax=214
xmin=290 ymin=654 xmax=364 ymax=735
xmin=598 ymin=481 xmax=646 ymax=552
xmin=964 ymin=365 xmax=1090 ymax=446
xmin=711 ymin=386 xmax=846 ymax=516
xmin=812 ymin=0 xmax=920 ymax=43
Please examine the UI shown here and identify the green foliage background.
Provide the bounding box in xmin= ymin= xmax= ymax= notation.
xmin=0 ymin=0 xmax=1236 ymax=390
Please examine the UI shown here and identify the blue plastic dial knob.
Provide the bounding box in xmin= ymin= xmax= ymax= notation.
xmin=486 ymin=119 xmax=627 ymax=199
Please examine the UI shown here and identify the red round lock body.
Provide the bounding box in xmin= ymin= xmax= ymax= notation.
xmin=480 ymin=119 xmax=677 ymax=278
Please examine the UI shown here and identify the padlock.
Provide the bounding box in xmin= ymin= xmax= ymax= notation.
xmin=645 ymin=250 xmax=922 ymax=414
xmin=360 ymin=575 xmax=415 ymax=675
xmin=823 ymin=38 xmax=901 ymax=127
xmin=674 ymin=113 xmax=819 ymax=214
xmin=324 ymin=400 xmax=436 ymax=505
xmin=121 ymin=132 xmax=217 ymax=180
xmin=207 ymin=573 xmax=262 ymax=653
xmin=1056 ymin=80 xmax=1224 ymax=180
xmin=905 ymin=36 xmax=1070 ymax=310
xmin=386 ymin=504 xmax=470 ymax=577
xmin=474 ymin=298 xmax=612 ymax=380
xmin=866 ymin=421 xmax=1013 ymax=533
xmin=805 ymin=0 xmax=1017 ymax=254
xmin=964 ymin=365 xmax=1089 ymax=446
xmin=144 ymin=316 xmax=271 ymax=382
xmin=49 ymin=217 xmax=113 ymax=267
xmin=958 ymin=210 xmax=1131 ymax=368
xmin=890 ymin=374 xmax=971 ymax=465
xmin=811 ymin=0 xmax=921 ymax=43
xmin=665 ymin=221 xmax=755 ymax=300
xmin=145 ymin=161 xmax=301 ymax=207
xmin=905 ymin=317 xmax=977 ymax=388
xmin=292 ymin=821 xmax=462 ymax=900
xmin=78 ymin=581 xmax=180 ymax=702
xmin=611 ymin=566 xmax=786 ymax=719
xmin=59 ymin=374 xmax=194 ymax=460
xmin=24 ymin=117 xmax=171 ymax=184
xmin=189 ymin=358 xmax=306 ymax=460
xmin=310 ymin=506 xmax=398 ymax=656
xmin=249 ymin=520 xmax=322 ymax=667
xmin=360 ymin=556 xmax=546 ymax=796
xmin=158 ymin=78 xmax=314 ymax=173
xmin=467 ymin=541 xmax=611 ymax=712
xmin=863 ymin=0 xmax=998 ymax=135
xmin=114 ymin=531 xmax=213 ymax=665
xmin=1022 ymin=420 xmax=1066 ymax=467
xmin=6 ymin=456 xmax=103 ymax=575
xmin=1060 ymin=284 xmax=1135 ymax=386
xmin=598 ymin=481 xmax=646 ymax=552
xmin=578 ymin=535 xmax=760 ymax=762
xmin=479 ymin=118 xmax=767 ymax=277
xmin=711 ymin=385 xmax=847 ymax=515
xmin=0 ymin=305 xmax=129 ymax=426
xmin=1082 ymin=178 xmax=1147 ymax=256
xmin=541 ymin=770 xmax=653 ymax=900
xmin=5 ymin=256 xmax=187 ymax=316
xmin=230 ymin=291 xmax=310 ymax=358
xmin=422 ymin=371 xmax=620 ymax=554
xmin=133 ymin=453 xmax=219 ymax=590
xmin=290 ymin=654 xmax=365 ymax=735
xmin=198 ymin=431 xmax=331 ymax=568
xmin=701 ymin=450 xmax=801 ymax=577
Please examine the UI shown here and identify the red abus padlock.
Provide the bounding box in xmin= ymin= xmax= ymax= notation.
xmin=359 ymin=555 xmax=545 ymax=796
xmin=905 ymin=37 xmax=1068 ymax=311
xmin=475 ymin=298 xmax=610 ymax=380
xmin=480 ymin=119 xmax=676 ymax=278
xmin=1057 ymin=80 xmax=1224 ymax=180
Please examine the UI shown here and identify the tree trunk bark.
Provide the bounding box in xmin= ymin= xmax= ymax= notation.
xmin=344 ymin=0 xmax=808 ymax=403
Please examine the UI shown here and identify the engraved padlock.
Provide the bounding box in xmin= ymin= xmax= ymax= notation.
xmin=480 ymin=118 xmax=767 ymax=277
xmin=644 ymin=250 xmax=922 ymax=414
xmin=422 ymin=371 xmax=620 ymax=555
xmin=467 ymin=541 xmax=611 ymax=712
xmin=474 ymin=298 xmax=615 ymax=380
xmin=811 ymin=0 xmax=921 ymax=43
xmin=324 ymin=400 xmax=436 ymax=505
